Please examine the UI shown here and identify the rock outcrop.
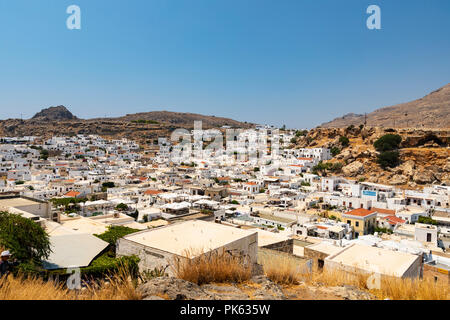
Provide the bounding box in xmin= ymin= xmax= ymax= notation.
xmin=342 ymin=161 xmax=364 ymax=177
xmin=136 ymin=276 xmax=376 ymax=301
xmin=31 ymin=106 xmax=78 ymax=121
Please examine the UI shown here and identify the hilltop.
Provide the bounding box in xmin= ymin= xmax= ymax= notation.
xmin=31 ymin=106 xmax=78 ymax=121
xmin=113 ymin=111 xmax=252 ymax=129
xmin=320 ymin=84 xmax=450 ymax=129
xmin=0 ymin=106 xmax=254 ymax=145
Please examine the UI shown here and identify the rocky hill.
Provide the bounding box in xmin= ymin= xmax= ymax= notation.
xmin=291 ymin=126 xmax=450 ymax=188
xmin=320 ymin=83 xmax=450 ymax=129
xmin=0 ymin=106 xmax=254 ymax=146
xmin=31 ymin=106 xmax=78 ymax=121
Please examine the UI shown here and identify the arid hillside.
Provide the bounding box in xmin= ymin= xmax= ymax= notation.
xmin=320 ymin=83 xmax=450 ymax=129
xmin=291 ymin=126 xmax=450 ymax=189
xmin=0 ymin=106 xmax=254 ymax=146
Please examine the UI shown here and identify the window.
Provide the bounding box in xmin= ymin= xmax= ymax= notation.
xmin=318 ymin=259 xmax=324 ymax=269
xmin=427 ymin=233 xmax=432 ymax=242
xmin=347 ymin=220 xmax=351 ymax=225
xmin=356 ymin=221 xmax=359 ymax=227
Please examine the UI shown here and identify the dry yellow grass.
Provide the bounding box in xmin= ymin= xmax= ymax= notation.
xmin=171 ymin=248 xmax=252 ymax=285
xmin=261 ymin=255 xmax=304 ymax=285
xmin=373 ymin=277 xmax=449 ymax=300
xmin=0 ymin=268 xmax=142 ymax=300
xmin=260 ymin=254 xmax=449 ymax=300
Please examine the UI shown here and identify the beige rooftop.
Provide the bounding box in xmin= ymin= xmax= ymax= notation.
xmin=326 ymin=244 xmax=420 ymax=277
xmin=254 ymin=229 xmax=289 ymax=247
xmin=0 ymin=197 xmax=43 ymax=208
xmin=306 ymin=242 xmax=345 ymax=256
xmin=123 ymin=220 xmax=257 ymax=257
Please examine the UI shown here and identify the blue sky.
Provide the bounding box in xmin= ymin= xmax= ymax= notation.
xmin=0 ymin=0 xmax=449 ymax=128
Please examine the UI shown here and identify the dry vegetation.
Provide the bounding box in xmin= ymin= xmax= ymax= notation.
xmin=171 ymin=249 xmax=252 ymax=285
xmin=260 ymin=255 xmax=449 ymax=300
xmin=0 ymin=267 xmax=142 ymax=300
xmin=1 ymin=252 xmax=448 ymax=300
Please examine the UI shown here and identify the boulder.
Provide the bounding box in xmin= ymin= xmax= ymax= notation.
xmin=444 ymin=161 xmax=450 ymax=173
xmin=137 ymin=277 xmax=214 ymax=300
xmin=247 ymin=276 xmax=286 ymax=300
xmin=390 ymin=174 xmax=408 ymax=185
xmin=413 ymin=170 xmax=435 ymax=185
xmin=342 ymin=161 xmax=364 ymax=177
xmin=398 ymin=160 xmax=415 ymax=177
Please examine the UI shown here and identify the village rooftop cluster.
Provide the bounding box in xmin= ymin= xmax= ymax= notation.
xmin=0 ymin=129 xmax=449 ymax=285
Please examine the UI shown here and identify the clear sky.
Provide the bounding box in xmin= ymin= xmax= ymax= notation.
xmin=0 ymin=0 xmax=449 ymax=128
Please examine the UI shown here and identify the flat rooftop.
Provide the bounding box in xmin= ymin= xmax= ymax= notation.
xmin=0 ymin=197 xmax=43 ymax=208
xmin=326 ymin=244 xmax=420 ymax=277
xmin=60 ymin=216 xmax=108 ymax=235
xmin=257 ymin=213 xmax=296 ymax=224
xmin=255 ymin=229 xmax=289 ymax=247
xmin=306 ymin=242 xmax=344 ymax=256
xmin=123 ymin=220 xmax=257 ymax=257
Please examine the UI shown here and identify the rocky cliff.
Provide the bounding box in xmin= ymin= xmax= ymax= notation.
xmin=291 ymin=126 xmax=450 ymax=188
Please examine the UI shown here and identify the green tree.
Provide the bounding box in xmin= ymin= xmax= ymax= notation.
xmin=40 ymin=149 xmax=49 ymax=160
xmin=115 ymin=203 xmax=129 ymax=211
xmin=102 ymin=181 xmax=115 ymax=192
xmin=0 ymin=212 xmax=51 ymax=264
xmin=374 ymin=134 xmax=402 ymax=152
xmin=377 ymin=151 xmax=400 ymax=169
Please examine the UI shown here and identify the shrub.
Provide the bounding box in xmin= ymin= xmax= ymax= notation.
xmin=79 ymin=253 xmax=140 ymax=278
xmin=330 ymin=147 xmax=341 ymax=157
xmin=295 ymin=130 xmax=308 ymax=137
xmin=339 ymin=136 xmax=350 ymax=147
xmin=418 ymin=216 xmax=437 ymax=225
xmin=377 ymin=151 xmax=400 ymax=169
xmin=115 ymin=203 xmax=128 ymax=211
xmin=39 ymin=149 xmax=49 ymax=160
xmin=94 ymin=226 xmax=140 ymax=248
xmin=102 ymin=182 xmax=115 ymax=189
xmin=331 ymin=162 xmax=343 ymax=172
xmin=374 ymin=134 xmax=402 ymax=152
xmin=375 ymin=227 xmax=393 ymax=234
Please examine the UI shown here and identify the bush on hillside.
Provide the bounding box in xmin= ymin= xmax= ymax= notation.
xmin=374 ymin=134 xmax=402 ymax=152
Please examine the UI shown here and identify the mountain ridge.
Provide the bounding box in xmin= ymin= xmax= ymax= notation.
xmin=320 ymin=83 xmax=450 ymax=129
